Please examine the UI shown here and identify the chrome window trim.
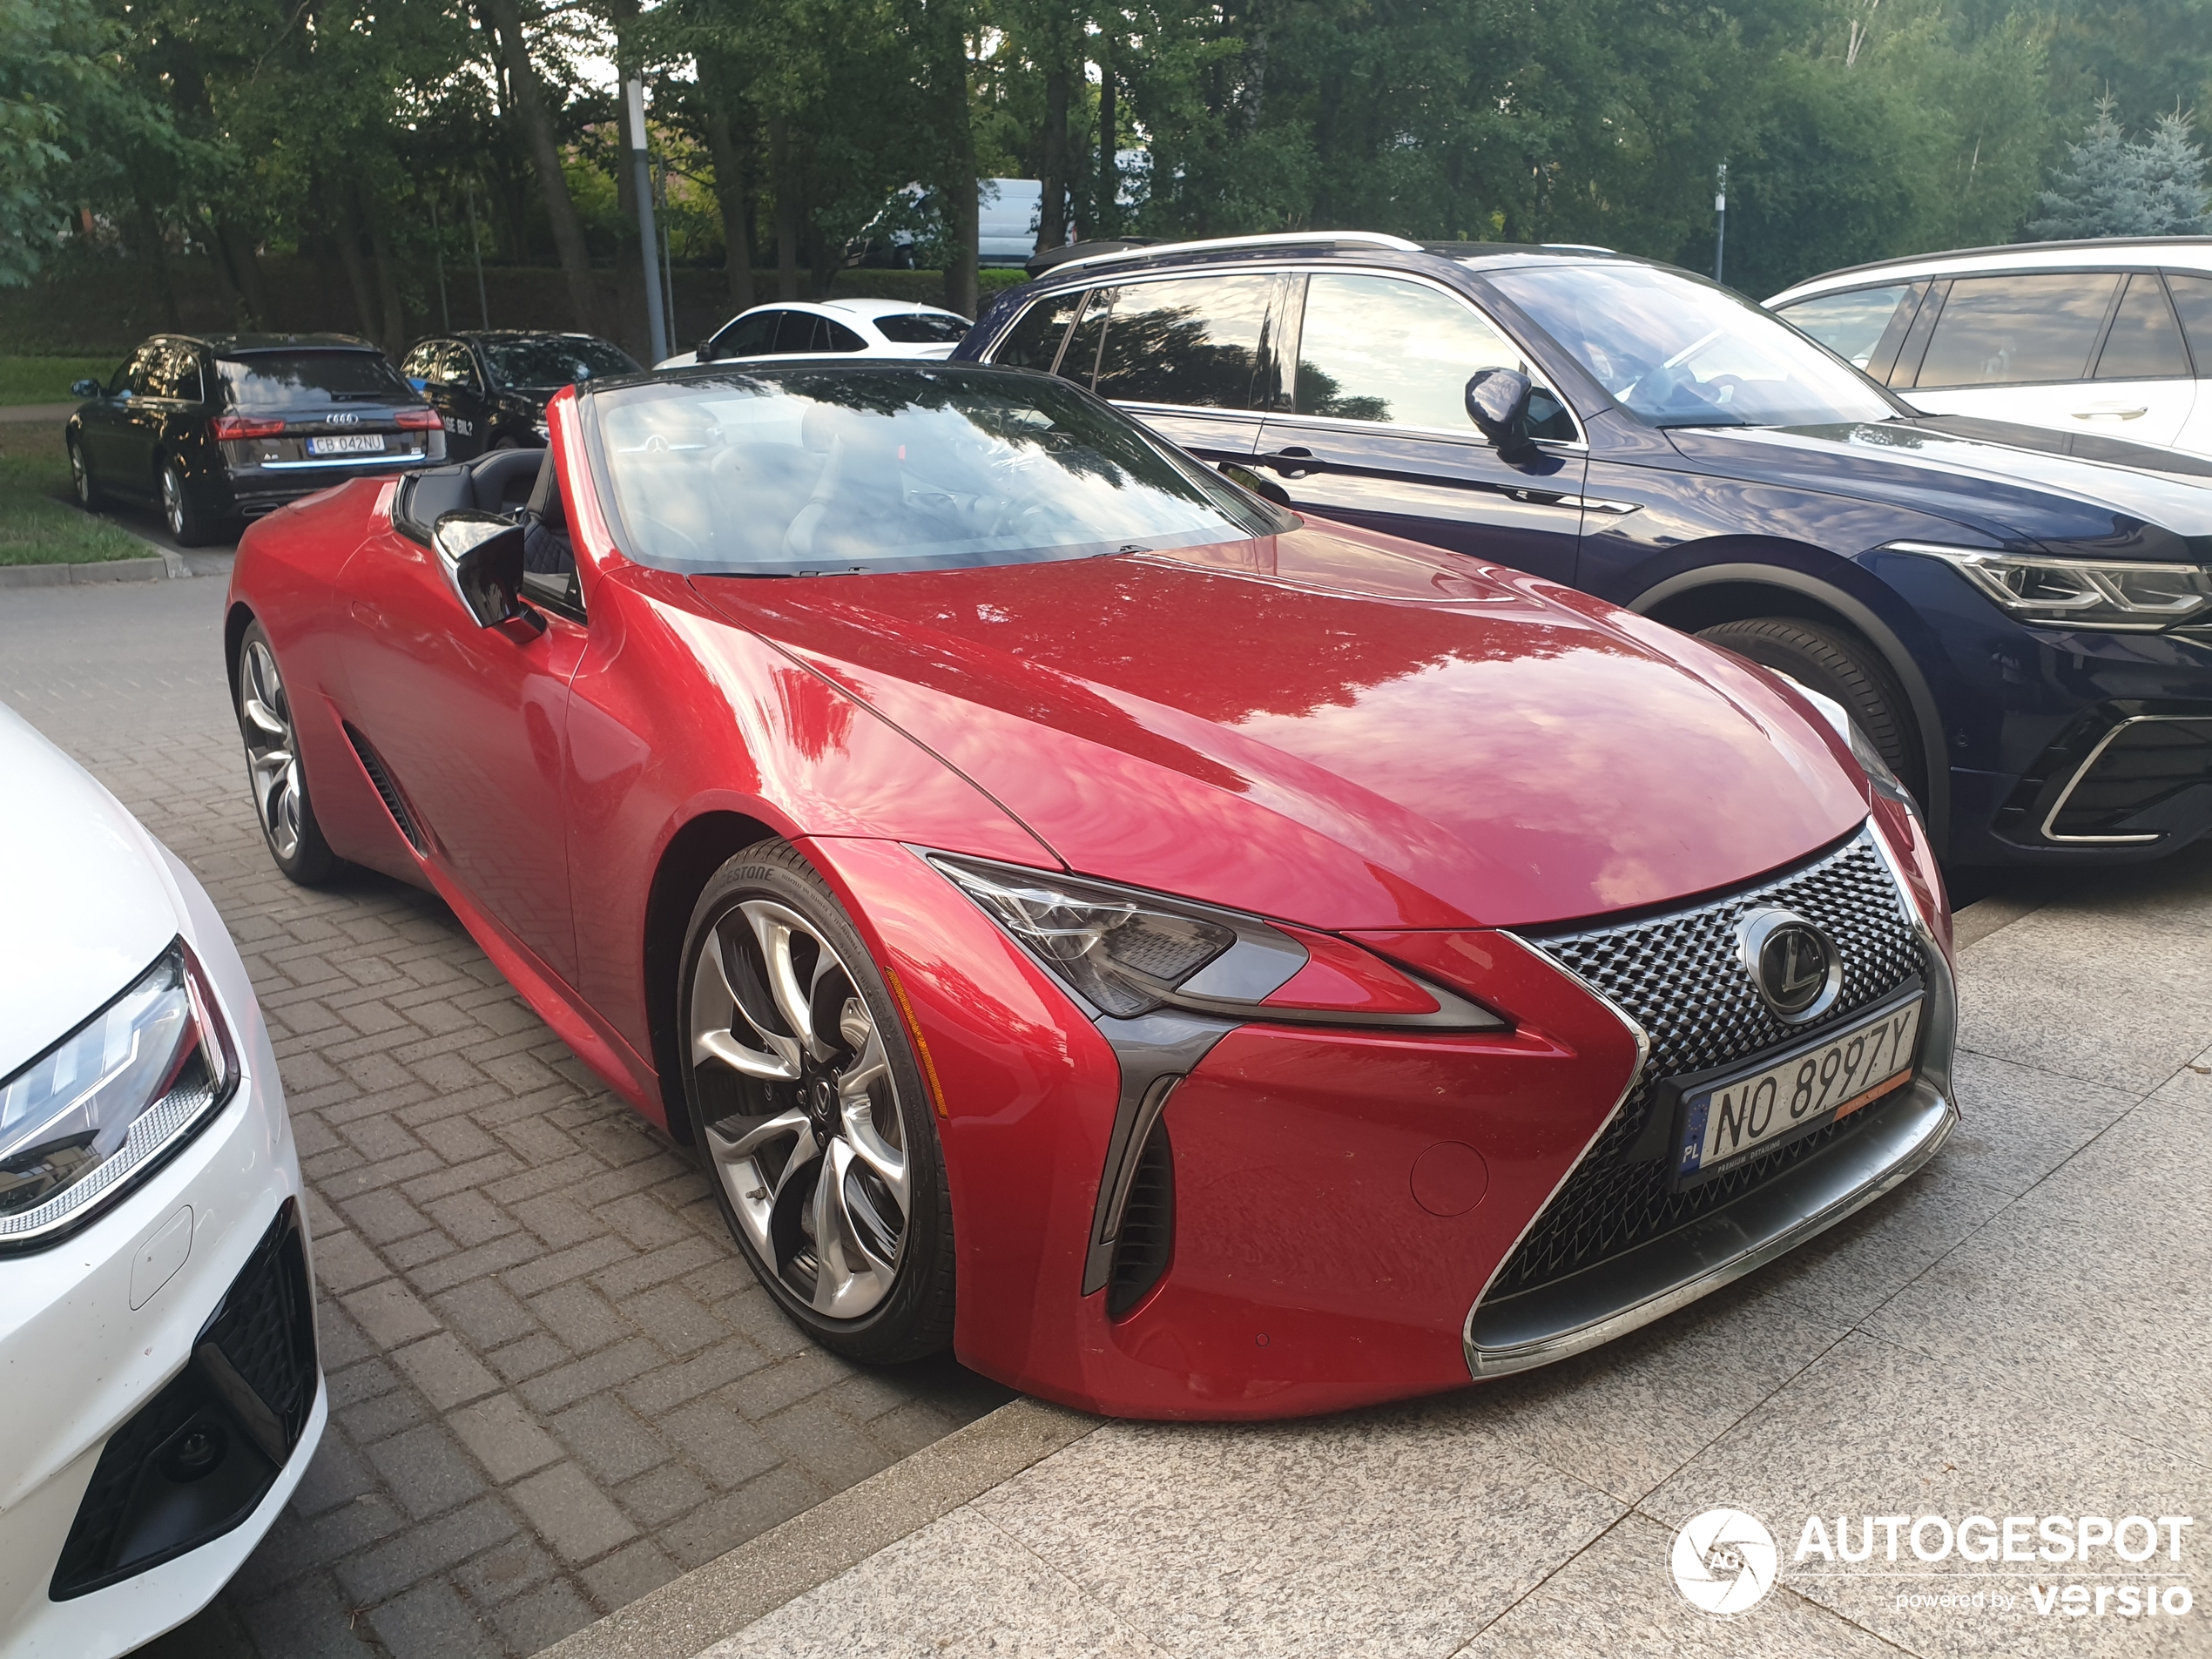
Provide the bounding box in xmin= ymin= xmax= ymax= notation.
xmin=1462 ymin=819 xmax=1958 ymax=1378
xmin=1042 ymin=229 xmax=1421 ymax=279
xmin=2039 ymin=713 xmax=2212 ymax=844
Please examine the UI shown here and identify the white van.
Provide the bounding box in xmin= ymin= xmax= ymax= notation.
xmin=1767 ymin=238 xmax=2212 ymax=458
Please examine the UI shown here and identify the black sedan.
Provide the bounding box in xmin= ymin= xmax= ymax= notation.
xmin=67 ymin=334 xmax=444 ymax=546
xmin=399 ymin=331 xmax=639 ymax=460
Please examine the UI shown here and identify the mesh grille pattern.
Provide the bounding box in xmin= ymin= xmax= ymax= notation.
xmin=344 ymin=724 xmax=426 ymax=852
xmin=1107 ymin=1124 xmax=1175 ymax=1318
xmin=208 ymin=1208 xmax=317 ymax=1421
xmin=1494 ymin=830 xmax=1921 ymax=1298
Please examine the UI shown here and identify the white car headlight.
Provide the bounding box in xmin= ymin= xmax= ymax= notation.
xmin=1892 ymin=541 xmax=2212 ymax=631
xmin=0 ymin=940 xmax=239 ymax=1247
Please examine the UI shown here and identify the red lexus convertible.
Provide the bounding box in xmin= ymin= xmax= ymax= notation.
xmin=224 ymin=362 xmax=1955 ymax=1419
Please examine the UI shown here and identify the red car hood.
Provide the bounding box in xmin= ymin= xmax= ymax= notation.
xmin=691 ymin=522 xmax=1868 ymax=931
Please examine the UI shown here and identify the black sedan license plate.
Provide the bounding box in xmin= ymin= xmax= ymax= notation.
xmin=1674 ymin=993 xmax=1923 ymax=1188
xmin=307 ymin=433 xmax=386 ymax=455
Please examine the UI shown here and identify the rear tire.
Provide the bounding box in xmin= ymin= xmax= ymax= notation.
xmin=162 ymin=458 xmax=212 ymax=548
xmin=68 ymin=437 xmax=102 ymax=509
xmin=1698 ymin=616 xmax=1925 ymax=801
xmin=678 ymin=840 xmax=955 ymax=1366
xmin=234 ymin=620 xmax=341 ymax=886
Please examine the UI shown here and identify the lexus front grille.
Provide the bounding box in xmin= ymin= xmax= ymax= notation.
xmin=1493 ymin=828 xmax=1923 ymax=1299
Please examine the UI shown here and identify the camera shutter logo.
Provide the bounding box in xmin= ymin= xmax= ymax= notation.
xmin=1671 ymin=1507 xmax=1778 ymax=1615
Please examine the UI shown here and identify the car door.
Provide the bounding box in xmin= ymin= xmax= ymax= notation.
xmin=1078 ymin=273 xmax=1284 ymax=467
xmin=78 ymin=346 xmax=152 ymax=486
xmin=1253 ymin=270 xmax=1587 ymax=582
xmin=1892 ymin=271 xmax=2195 ymax=448
xmin=333 ymin=478 xmax=588 ymax=980
xmin=419 ymin=341 xmax=479 ymax=459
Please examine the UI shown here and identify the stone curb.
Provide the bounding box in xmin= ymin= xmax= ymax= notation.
xmin=539 ymin=1397 xmax=1099 ymax=1659
xmin=0 ymin=551 xmax=184 ymax=589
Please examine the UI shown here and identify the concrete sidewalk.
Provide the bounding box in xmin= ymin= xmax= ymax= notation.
xmin=543 ymin=858 xmax=2212 ymax=1659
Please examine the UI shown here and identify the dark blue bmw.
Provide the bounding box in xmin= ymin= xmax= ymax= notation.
xmin=954 ymin=234 xmax=2212 ymax=867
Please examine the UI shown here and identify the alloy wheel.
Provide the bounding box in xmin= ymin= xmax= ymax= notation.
xmin=689 ymin=899 xmax=910 ymax=1319
xmin=239 ymin=640 xmax=305 ymax=860
xmin=69 ymin=443 xmax=92 ymax=507
xmin=161 ymin=465 xmax=185 ymax=536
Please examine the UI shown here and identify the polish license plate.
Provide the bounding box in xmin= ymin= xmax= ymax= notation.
xmin=307 ymin=433 xmax=385 ymax=455
xmin=1675 ymin=993 xmax=1923 ymax=1187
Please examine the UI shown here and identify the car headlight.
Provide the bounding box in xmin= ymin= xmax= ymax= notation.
xmin=931 ymin=855 xmax=1502 ymax=1028
xmin=0 ymin=940 xmax=239 ymax=1247
xmin=1892 ymin=542 xmax=2212 ymax=631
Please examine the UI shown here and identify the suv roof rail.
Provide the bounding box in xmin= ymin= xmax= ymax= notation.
xmin=1042 ymin=230 xmax=1423 ymax=278
xmin=1777 ymin=233 xmax=2212 ymax=294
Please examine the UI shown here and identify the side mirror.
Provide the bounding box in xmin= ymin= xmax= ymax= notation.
xmin=1466 ymin=368 xmax=1539 ymax=464
xmin=1217 ymin=460 xmax=1291 ymax=508
xmin=695 ymin=337 xmax=719 ymax=362
xmin=432 ymin=512 xmax=529 ymax=628
xmin=70 ymin=379 xmax=100 ymax=399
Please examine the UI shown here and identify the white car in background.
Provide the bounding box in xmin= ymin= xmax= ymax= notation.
xmin=1767 ymin=237 xmax=2212 ymax=457
xmin=0 ymin=704 xmax=321 ymax=1656
xmin=655 ymin=296 xmax=973 ymax=369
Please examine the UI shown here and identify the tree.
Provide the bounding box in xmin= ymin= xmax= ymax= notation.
xmin=2032 ymin=98 xmax=2208 ymax=238
xmin=2137 ymin=110 xmax=2211 ymax=232
xmin=480 ymin=0 xmax=602 ymax=329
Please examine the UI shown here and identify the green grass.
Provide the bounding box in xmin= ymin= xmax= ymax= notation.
xmin=0 ymin=424 xmax=151 ymax=565
xmin=0 ymin=356 xmax=119 ymax=406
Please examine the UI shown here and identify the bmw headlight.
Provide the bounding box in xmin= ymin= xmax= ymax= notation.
xmin=931 ymin=856 xmax=1503 ymax=1028
xmin=1892 ymin=542 xmax=2212 ymax=631
xmin=0 ymin=941 xmax=239 ymax=1247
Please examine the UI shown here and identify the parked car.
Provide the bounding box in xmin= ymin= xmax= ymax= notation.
xmin=1767 ymin=237 xmax=2212 ymax=457
xmin=957 ymin=233 xmax=2212 ymax=867
xmin=656 ymin=297 xmax=972 ymax=369
xmin=66 ymin=334 xmax=444 ymax=546
xmin=221 ymin=360 xmax=1953 ymax=1419
xmin=0 ymin=704 xmax=321 ymax=1653
xmin=400 ymin=330 xmax=639 ymax=461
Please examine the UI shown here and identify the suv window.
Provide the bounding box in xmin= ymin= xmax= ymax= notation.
xmin=773 ymin=312 xmax=826 ymax=354
xmin=823 ymin=319 xmax=867 ymax=352
xmin=2094 ymin=274 xmax=2188 ymax=380
xmin=1777 ymin=285 xmax=1916 ymax=370
xmin=401 ymin=342 xmax=435 ymax=381
xmin=441 ymin=342 xmax=482 ymax=386
xmin=1059 ymin=291 xmax=1110 ymax=387
xmin=1092 ymin=274 xmax=1282 ymax=410
xmin=150 ymin=341 xmax=202 ymax=401
xmin=993 ymin=293 xmax=1082 ymax=371
xmin=2169 ymin=275 xmax=2212 ymax=373
xmin=217 ymin=351 xmax=415 ymax=409
xmin=1912 ymin=273 xmax=2121 ymax=388
xmin=123 ymin=343 xmax=162 ymax=398
xmin=1295 ymin=273 xmax=1563 ymax=435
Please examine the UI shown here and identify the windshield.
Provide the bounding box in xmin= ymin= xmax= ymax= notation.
xmin=873 ymin=313 xmax=971 ymax=345
xmin=1487 ymin=264 xmax=1898 ymax=428
xmin=218 ymin=352 xmax=415 ymax=408
xmin=481 ymin=335 xmax=640 ymax=390
xmin=588 ymin=365 xmax=1296 ymax=576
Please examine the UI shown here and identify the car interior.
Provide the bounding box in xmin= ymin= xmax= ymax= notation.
xmin=391 ymin=448 xmax=578 ymax=604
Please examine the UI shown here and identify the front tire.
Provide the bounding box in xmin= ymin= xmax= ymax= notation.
xmin=161 ymin=458 xmax=212 ymax=547
xmin=234 ymin=620 xmax=341 ymax=886
xmin=1698 ymin=616 xmax=1926 ymax=803
xmin=678 ymin=842 xmax=954 ymax=1365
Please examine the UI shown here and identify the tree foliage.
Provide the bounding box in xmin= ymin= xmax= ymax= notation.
xmin=12 ymin=0 xmax=2210 ymax=338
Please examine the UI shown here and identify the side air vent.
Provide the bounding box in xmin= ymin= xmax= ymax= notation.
xmin=1106 ymin=1123 xmax=1175 ymax=1318
xmin=342 ymin=724 xmax=427 ymax=853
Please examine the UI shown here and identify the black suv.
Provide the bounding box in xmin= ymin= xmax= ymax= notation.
xmin=400 ymin=331 xmax=639 ymax=461
xmin=67 ymin=334 xmax=443 ymax=545
xmin=957 ymin=233 xmax=2212 ymax=867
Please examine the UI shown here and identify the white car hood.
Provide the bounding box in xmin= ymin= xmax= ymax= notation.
xmin=0 ymin=705 xmax=182 ymax=1080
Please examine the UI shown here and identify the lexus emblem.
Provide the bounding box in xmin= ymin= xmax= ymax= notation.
xmin=1736 ymin=908 xmax=1839 ymax=1022
xmin=327 ymin=412 xmax=361 ymax=426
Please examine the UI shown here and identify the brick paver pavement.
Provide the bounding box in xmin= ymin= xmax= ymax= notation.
xmin=1 ymin=571 xmax=1010 ymax=1658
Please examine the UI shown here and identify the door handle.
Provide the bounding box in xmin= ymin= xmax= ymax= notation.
xmin=1263 ymin=447 xmax=1316 ymax=479
xmin=2071 ymin=405 xmax=2148 ymax=420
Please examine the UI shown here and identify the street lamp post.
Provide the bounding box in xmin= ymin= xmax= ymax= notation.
xmin=627 ymin=76 xmax=670 ymax=365
xmin=1714 ymin=161 xmax=1729 ymax=288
